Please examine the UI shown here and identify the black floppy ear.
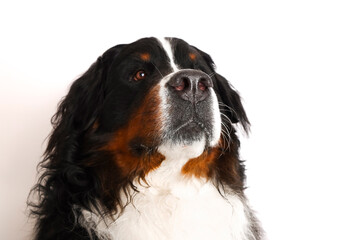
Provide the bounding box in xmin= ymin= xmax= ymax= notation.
xmin=28 ymin=45 xmax=126 ymax=239
xmin=56 ymin=45 xmax=124 ymax=129
xmin=194 ymin=47 xmax=250 ymax=132
xmin=212 ymin=73 xmax=250 ymax=132
xmin=47 ymin=44 xmax=125 ymax=161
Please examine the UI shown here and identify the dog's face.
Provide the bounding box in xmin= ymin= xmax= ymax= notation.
xmin=89 ymin=38 xmax=248 ymax=159
xmin=100 ymin=38 xmax=221 ymax=154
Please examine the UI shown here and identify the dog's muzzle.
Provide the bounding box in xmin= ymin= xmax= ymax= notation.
xmin=160 ymin=69 xmax=219 ymax=146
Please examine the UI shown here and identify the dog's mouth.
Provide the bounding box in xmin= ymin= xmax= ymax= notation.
xmin=175 ymin=118 xmax=209 ymax=134
xmin=164 ymin=115 xmax=213 ymax=145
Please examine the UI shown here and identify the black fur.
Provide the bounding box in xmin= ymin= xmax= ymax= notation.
xmin=28 ymin=37 xmax=260 ymax=240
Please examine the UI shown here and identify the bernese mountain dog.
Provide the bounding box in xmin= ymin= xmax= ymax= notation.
xmin=28 ymin=37 xmax=263 ymax=240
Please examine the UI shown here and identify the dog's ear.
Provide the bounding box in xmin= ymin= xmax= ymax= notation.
xmin=41 ymin=44 xmax=125 ymax=185
xmin=195 ymin=47 xmax=250 ymax=133
xmin=49 ymin=45 xmax=125 ymax=145
xmin=212 ymin=73 xmax=250 ymax=131
xmin=28 ymin=45 xmax=126 ymax=237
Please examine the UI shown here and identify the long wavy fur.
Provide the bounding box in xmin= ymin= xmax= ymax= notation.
xmin=28 ymin=46 xmax=126 ymax=239
xmin=27 ymin=41 xmax=257 ymax=240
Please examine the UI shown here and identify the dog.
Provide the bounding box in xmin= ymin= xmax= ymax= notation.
xmin=29 ymin=37 xmax=263 ymax=240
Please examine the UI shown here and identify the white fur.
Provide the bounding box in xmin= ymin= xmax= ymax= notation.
xmin=209 ymin=89 xmax=222 ymax=146
xmin=158 ymin=38 xmax=180 ymax=72
xmin=80 ymin=147 xmax=254 ymax=240
xmin=158 ymin=72 xmax=177 ymax=142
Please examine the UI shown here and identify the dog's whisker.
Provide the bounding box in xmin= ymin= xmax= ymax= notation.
xmin=151 ymin=62 xmax=164 ymax=78
xmin=219 ymin=102 xmax=238 ymax=118
xmin=208 ymin=72 xmax=216 ymax=78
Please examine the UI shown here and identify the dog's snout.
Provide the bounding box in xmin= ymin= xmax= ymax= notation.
xmin=167 ymin=70 xmax=213 ymax=103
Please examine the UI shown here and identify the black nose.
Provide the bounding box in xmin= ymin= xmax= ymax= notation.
xmin=166 ymin=69 xmax=213 ymax=103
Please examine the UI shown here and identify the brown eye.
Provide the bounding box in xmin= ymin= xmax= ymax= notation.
xmin=133 ymin=70 xmax=146 ymax=81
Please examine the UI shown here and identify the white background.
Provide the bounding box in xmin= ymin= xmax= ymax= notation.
xmin=1 ymin=0 xmax=359 ymax=239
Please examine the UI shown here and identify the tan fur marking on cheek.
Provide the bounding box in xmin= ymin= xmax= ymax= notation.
xmin=104 ymin=85 xmax=164 ymax=177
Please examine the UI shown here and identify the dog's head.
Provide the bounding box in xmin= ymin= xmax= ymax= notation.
xmin=36 ymin=37 xmax=250 ymax=215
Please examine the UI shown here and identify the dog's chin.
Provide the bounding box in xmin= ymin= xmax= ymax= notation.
xmin=158 ymin=134 xmax=206 ymax=160
xmin=157 ymin=118 xmax=222 ymax=160
xmin=174 ymin=121 xmax=206 ymax=141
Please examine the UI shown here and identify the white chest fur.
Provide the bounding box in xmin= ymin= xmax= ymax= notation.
xmin=81 ymin=143 xmax=255 ymax=240
xmin=110 ymin=179 xmax=251 ymax=240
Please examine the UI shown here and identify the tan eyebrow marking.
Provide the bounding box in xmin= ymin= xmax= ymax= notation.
xmin=189 ymin=52 xmax=197 ymax=61
xmin=140 ymin=53 xmax=151 ymax=61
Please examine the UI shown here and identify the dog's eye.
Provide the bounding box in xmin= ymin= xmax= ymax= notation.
xmin=133 ymin=70 xmax=147 ymax=81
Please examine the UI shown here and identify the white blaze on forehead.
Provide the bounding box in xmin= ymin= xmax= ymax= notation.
xmin=158 ymin=38 xmax=180 ymax=72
